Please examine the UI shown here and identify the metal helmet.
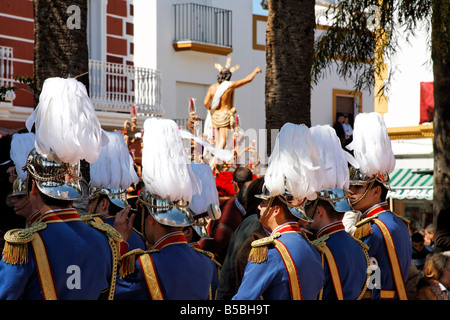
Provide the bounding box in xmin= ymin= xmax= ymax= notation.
xmin=10 ymin=178 xmax=27 ymax=197
xmin=88 ymin=186 xmax=129 ymax=209
xmin=137 ymin=187 xmax=195 ymax=227
xmin=255 ymin=185 xmax=311 ymax=223
xmin=24 ymin=148 xmax=83 ymax=200
xmin=349 ymin=165 xmax=391 ymax=190
xmin=306 ymin=187 xmax=352 ymax=220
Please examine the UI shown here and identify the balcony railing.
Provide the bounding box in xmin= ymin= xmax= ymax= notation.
xmin=0 ymin=46 xmax=14 ymax=88
xmin=89 ymin=59 xmax=163 ymax=116
xmin=173 ymin=3 xmax=232 ymax=55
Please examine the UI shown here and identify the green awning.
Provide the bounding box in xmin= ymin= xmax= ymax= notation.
xmin=387 ymin=168 xmax=433 ymax=201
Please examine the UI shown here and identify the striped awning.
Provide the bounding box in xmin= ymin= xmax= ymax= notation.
xmin=387 ymin=168 xmax=433 ymax=200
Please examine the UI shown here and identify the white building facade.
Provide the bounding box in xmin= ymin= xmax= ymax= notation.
xmin=133 ymin=0 xmax=374 ymax=168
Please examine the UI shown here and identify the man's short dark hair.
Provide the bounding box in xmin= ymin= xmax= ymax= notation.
xmin=233 ymin=167 xmax=253 ymax=190
xmin=271 ymin=196 xmax=298 ymax=222
xmin=412 ymin=231 xmax=425 ymax=243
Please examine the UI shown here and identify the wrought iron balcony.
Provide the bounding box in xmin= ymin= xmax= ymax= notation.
xmin=0 ymin=46 xmax=13 ymax=86
xmin=89 ymin=59 xmax=163 ymax=116
xmin=0 ymin=46 xmax=15 ymax=102
xmin=173 ymin=3 xmax=233 ymax=55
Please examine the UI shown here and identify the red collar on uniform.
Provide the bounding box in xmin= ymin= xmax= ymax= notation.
xmin=152 ymin=231 xmax=188 ymax=250
xmin=316 ymin=221 xmax=345 ymax=238
xmin=272 ymin=222 xmax=302 ymax=235
xmin=39 ymin=208 xmax=81 ymax=223
xmin=26 ymin=210 xmax=42 ymax=226
xmin=365 ymin=202 xmax=391 ymax=218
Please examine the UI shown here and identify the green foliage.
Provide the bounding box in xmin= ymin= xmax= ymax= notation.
xmin=312 ymin=0 xmax=432 ymax=93
xmin=0 ymin=75 xmax=40 ymax=102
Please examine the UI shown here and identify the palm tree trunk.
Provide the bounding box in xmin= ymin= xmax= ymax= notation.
xmin=265 ymin=0 xmax=315 ymax=153
xmin=33 ymin=0 xmax=89 ymax=106
xmin=431 ymin=0 xmax=450 ymax=223
xmin=33 ymin=0 xmax=90 ymax=183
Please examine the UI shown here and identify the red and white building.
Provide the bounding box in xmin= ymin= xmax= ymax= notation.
xmin=0 ymin=0 xmax=162 ymax=133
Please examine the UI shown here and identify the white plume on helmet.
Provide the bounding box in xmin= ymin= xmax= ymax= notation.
xmin=189 ymin=162 xmax=219 ymax=215
xmin=264 ymin=123 xmax=324 ymax=201
xmin=25 ymin=77 xmax=104 ymax=165
xmin=310 ymin=124 xmax=349 ymax=191
xmin=141 ymin=117 xmax=201 ymax=202
xmin=346 ymin=112 xmax=396 ymax=176
xmin=90 ymin=130 xmax=139 ymax=190
xmin=10 ymin=132 xmax=36 ymax=181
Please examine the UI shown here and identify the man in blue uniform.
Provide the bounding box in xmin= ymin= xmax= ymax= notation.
xmin=232 ymin=195 xmax=324 ymax=300
xmin=306 ymin=189 xmax=369 ymax=300
xmin=113 ymin=117 xmax=219 ymax=300
xmin=232 ymin=123 xmax=324 ymax=300
xmin=306 ymin=124 xmax=369 ymax=300
xmin=0 ymin=149 xmax=124 ymax=300
xmin=0 ymin=77 xmax=125 ymax=300
xmin=345 ymin=112 xmax=412 ymax=300
xmin=86 ymin=130 xmax=145 ymax=252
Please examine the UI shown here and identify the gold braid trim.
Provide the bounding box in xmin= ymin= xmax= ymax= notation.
xmin=80 ymin=213 xmax=104 ymax=223
xmin=311 ymin=234 xmax=329 ymax=253
xmin=248 ymin=233 xmax=281 ymax=264
xmin=119 ymin=248 xmax=160 ymax=278
xmin=85 ymin=219 xmax=123 ymax=300
xmin=353 ymin=237 xmax=371 ymax=300
xmin=394 ymin=213 xmax=411 ymax=231
xmin=192 ymin=246 xmax=222 ymax=299
xmin=353 ymin=215 xmax=378 ymax=239
xmin=2 ymin=222 xmax=47 ymax=265
xmin=192 ymin=247 xmax=222 ymax=268
xmin=311 ymin=235 xmax=329 ymax=300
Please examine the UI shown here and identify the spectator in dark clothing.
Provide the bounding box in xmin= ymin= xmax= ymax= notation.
xmin=411 ymin=231 xmax=434 ymax=270
xmin=435 ymin=208 xmax=450 ymax=253
xmin=197 ymin=167 xmax=253 ymax=264
xmin=333 ymin=113 xmax=346 ymax=148
xmin=215 ymin=177 xmax=265 ymax=300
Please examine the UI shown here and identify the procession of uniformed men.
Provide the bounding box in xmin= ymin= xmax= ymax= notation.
xmin=0 ymin=77 xmax=415 ymax=300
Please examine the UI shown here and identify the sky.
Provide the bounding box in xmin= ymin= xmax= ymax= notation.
xmin=252 ymin=0 xmax=268 ymax=16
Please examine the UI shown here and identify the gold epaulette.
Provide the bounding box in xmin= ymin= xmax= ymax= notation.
xmin=85 ymin=218 xmax=123 ymax=243
xmin=248 ymin=233 xmax=280 ymax=264
xmin=119 ymin=248 xmax=159 ymax=278
xmin=311 ymin=234 xmax=329 ymax=253
xmin=2 ymin=222 xmax=47 ymax=265
xmin=353 ymin=215 xmax=377 ymax=239
xmin=80 ymin=213 xmax=103 ymax=223
xmin=192 ymin=247 xmax=222 ymax=268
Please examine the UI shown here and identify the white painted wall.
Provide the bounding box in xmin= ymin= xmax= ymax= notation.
xmin=383 ymin=24 xmax=433 ymax=128
xmin=133 ymin=0 xmax=378 ymax=170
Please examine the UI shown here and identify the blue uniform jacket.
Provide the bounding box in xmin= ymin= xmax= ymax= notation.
xmin=114 ymin=231 xmax=219 ymax=300
xmin=356 ymin=202 xmax=411 ymax=299
xmin=317 ymin=221 xmax=368 ymax=300
xmin=0 ymin=209 xmax=114 ymax=300
xmin=233 ymin=222 xmax=324 ymax=300
xmin=102 ymin=215 xmax=146 ymax=251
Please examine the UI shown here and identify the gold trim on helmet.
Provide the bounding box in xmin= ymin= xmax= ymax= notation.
xmin=137 ymin=188 xmax=195 ymax=227
xmin=24 ymin=149 xmax=82 ymax=200
xmin=255 ymin=185 xmax=311 ymax=223
xmin=88 ymin=186 xmax=129 ymax=209
xmin=349 ymin=166 xmax=391 ymax=190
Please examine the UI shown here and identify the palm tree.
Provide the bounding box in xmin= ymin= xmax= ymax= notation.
xmin=33 ymin=0 xmax=89 ymax=105
xmin=265 ymin=0 xmax=316 ymax=153
xmin=33 ymin=0 xmax=90 ymax=181
xmin=431 ymin=0 xmax=450 ymax=218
